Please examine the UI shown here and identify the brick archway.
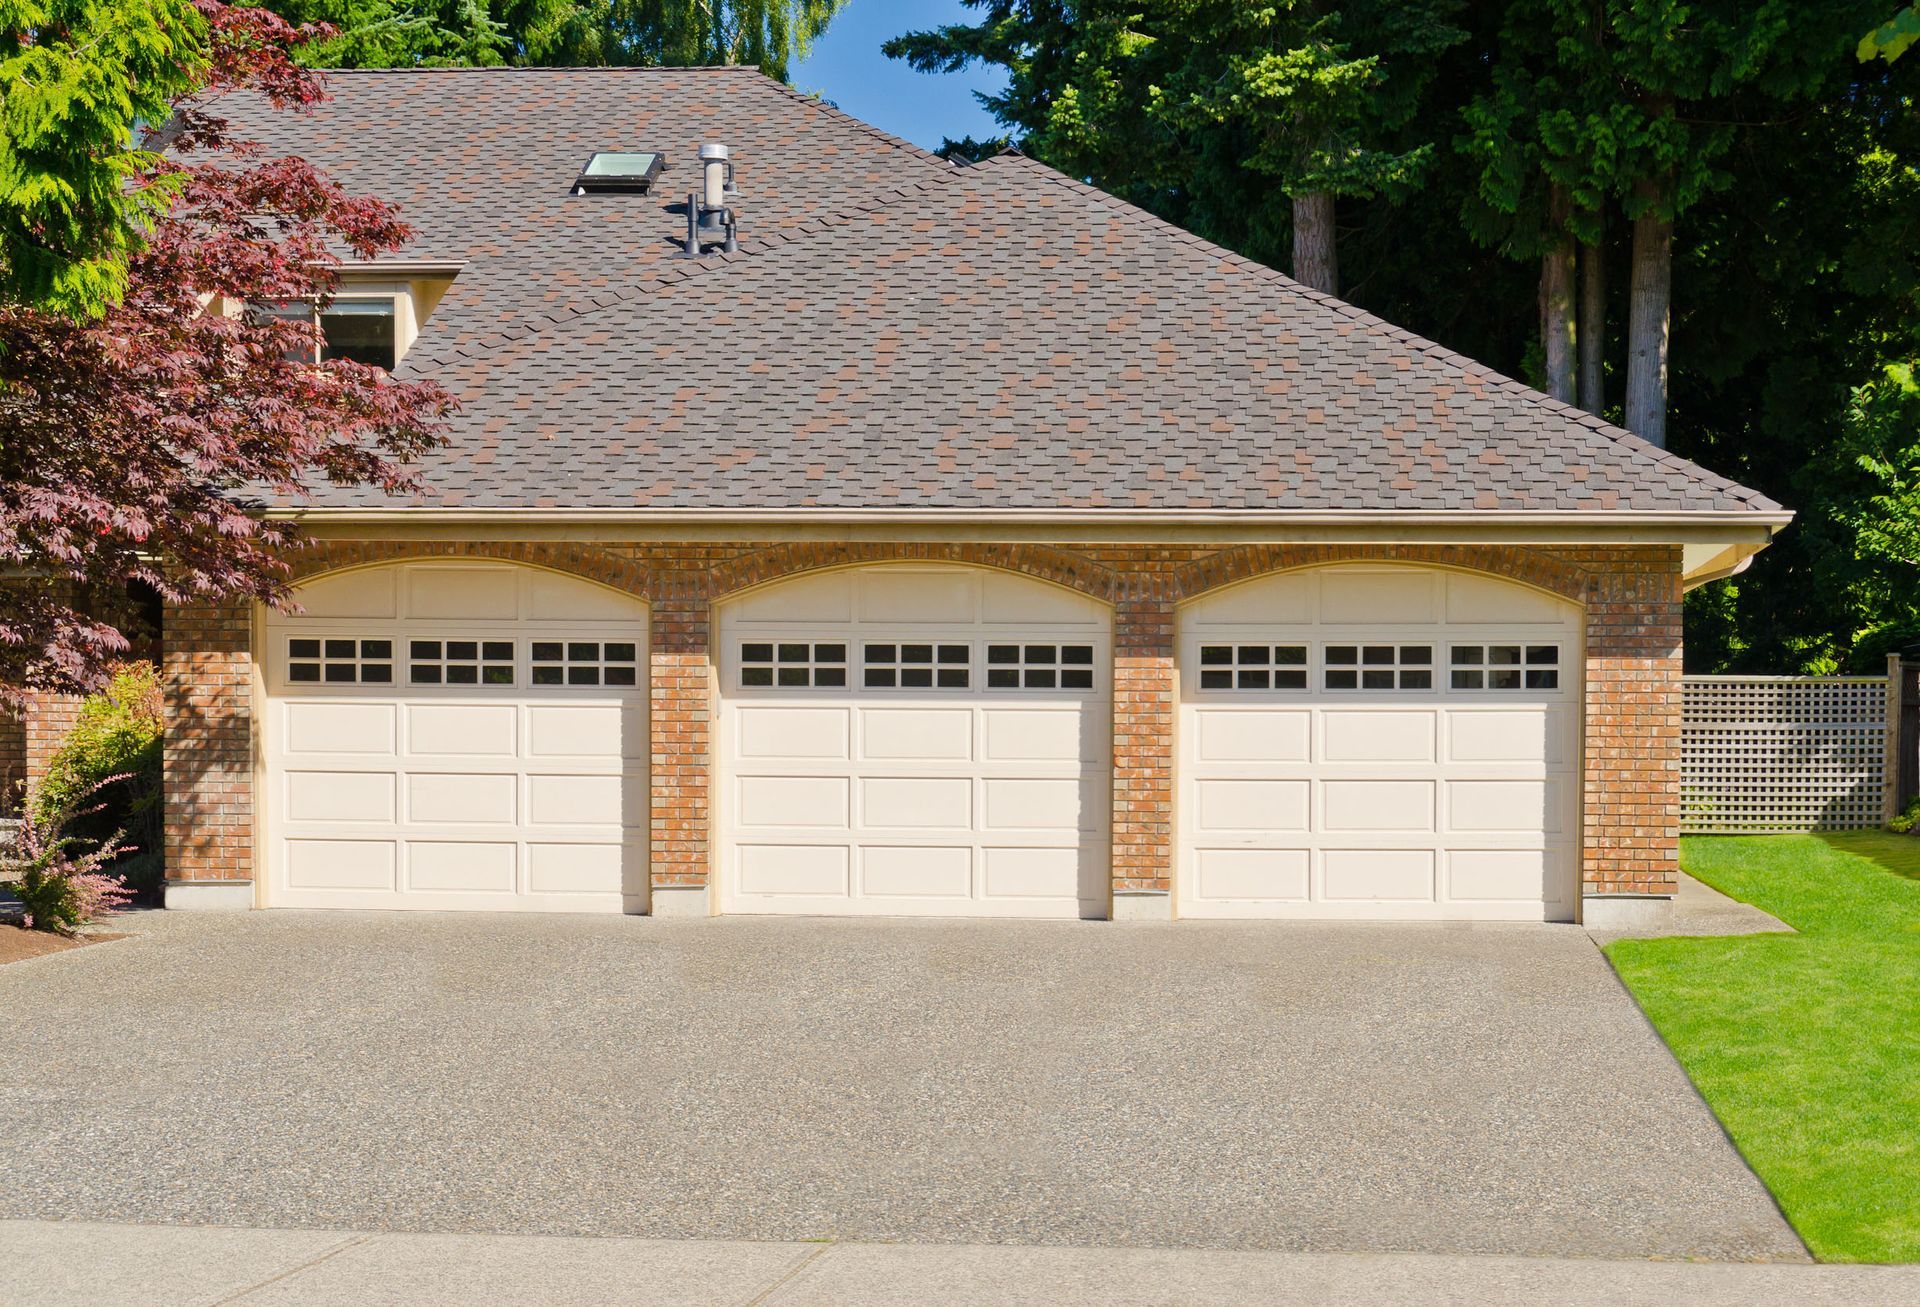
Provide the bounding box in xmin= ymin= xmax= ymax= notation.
xmin=711 ymin=542 xmax=1119 ymax=605
xmin=285 ymin=540 xmax=651 ymax=600
xmin=1171 ymin=544 xmax=1592 ymax=607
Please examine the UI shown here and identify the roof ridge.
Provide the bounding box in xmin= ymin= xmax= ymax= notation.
xmin=314 ymin=65 xmax=761 ymax=74
xmin=436 ymin=164 xmax=975 ymax=363
xmin=982 ymin=154 xmax=1771 ymax=508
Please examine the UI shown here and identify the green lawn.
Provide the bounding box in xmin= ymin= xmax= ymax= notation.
xmin=1607 ymin=833 xmax=1920 ymax=1262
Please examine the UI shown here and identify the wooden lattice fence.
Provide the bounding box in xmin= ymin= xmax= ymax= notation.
xmin=1681 ymin=674 xmax=1894 ymax=834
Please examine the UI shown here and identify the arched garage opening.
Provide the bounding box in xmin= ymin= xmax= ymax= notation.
xmin=259 ymin=559 xmax=649 ymax=912
xmin=715 ymin=563 xmax=1111 ymax=918
xmin=1177 ymin=563 xmax=1583 ymax=922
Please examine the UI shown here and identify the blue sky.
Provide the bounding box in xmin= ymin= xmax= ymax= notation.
xmin=790 ymin=0 xmax=1009 ymax=151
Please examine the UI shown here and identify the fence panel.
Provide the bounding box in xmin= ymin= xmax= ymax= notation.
xmin=1681 ymin=675 xmax=1889 ymax=833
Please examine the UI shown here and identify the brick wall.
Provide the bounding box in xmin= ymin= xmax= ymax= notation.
xmin=163 ymin=601 xmax=254 ymax=889
xmin=163 ymin=538 xmax=1685 ymax=907
xmin=0 ymin=709 xmax=22 ymax=814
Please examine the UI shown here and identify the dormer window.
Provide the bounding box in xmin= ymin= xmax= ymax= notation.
xmin=572 ymin=151 xmax=664 ymax=195
xmin=316 ymin=299 xmax=398 ymax=369
xmin=256 ymin=297 xmax=399 ymax=370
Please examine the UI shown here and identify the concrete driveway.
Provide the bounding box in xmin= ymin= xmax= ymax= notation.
xmin=0 ymin=911 xmax=1802 ymax=1261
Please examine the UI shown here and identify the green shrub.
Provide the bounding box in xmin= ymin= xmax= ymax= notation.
xmin=1890 ymin=796 xmax=1920 ymax=834
xmin=4 ymin=777 xmax=134 ymax=934
xmin=33 ymin=662 xmax=163 ymax=891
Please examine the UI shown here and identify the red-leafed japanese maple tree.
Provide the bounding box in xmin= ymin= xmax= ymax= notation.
xmin=0 ymin=3 xmax=452 ymax=709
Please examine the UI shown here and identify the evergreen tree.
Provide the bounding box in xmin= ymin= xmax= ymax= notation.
xmin=269 ymin=0 xmax=846 ymax=78
xmin=885 ymin=1 xmax=1464 ymax=294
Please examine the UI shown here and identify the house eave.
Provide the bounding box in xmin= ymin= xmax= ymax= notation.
xmin=272 ymin=506 xmax=1789 ymax=589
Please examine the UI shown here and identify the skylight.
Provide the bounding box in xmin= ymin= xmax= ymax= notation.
xmin=573 ymin=152 xmax=664 ymax=195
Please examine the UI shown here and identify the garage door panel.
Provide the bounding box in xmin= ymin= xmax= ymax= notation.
xmin=1318 ymin=571 xmax=1438 ymax=624
xmin=405 ymin=703 xmax=516 ymax=757
xmin=1322 ymin=780 xmax=1435 ymax=832
xmin=861 ymin=845 xmax=972 ymax=897
xmin=408 ymin=841 xmax=517 ymax=893
xmin=980 ymin=846 xmax=1082 ymax=899
xmin=738 ymin=843 xmax=849 ymax=896
xmin=980 ymin=709 xmax=1094 ymax=763
xmin=1193 ymin=710 xmax=1310 ymax=763
xmin=286 ymin=702 xmax=397 ymax=755
xmin=1321 ymin=711 xmax=1435 ymax=763
xmin=980 ymin=777 xmax=1089 ymax=833
xmin=733 ymin=571 xmax=854 ymax=623
xmin=1322 ymin=849 xmax=1436 ymax=902
xmin=1447 ymin=849 xmax=1554 ymax=902
xmin=292 ymin=567 xmax=399 ymax=620
xmin=738 ymin=775 xmax=850 ymax=828
xmin=524 ymin=773 xmax=635 ymax=828
xmin=525 ymin=703 xmax=639 ymax=759
xmin=861 ymin=708 xmax=970 ymax=761
xmin=285 ymin=770 xmax=396 ymax=824
xmin=1446 ymin=574 xmax=1567 ymax=624
xmin=525 ymin=842 xmax=628 ymax=895
xmin=1195 ymin=778 xmax=1310 ymax=833
xmin=861 ymin=776 xmax=972 ymax=830
xmin=859 ymin=570 xmax=977 ymax=623
xmin=1193 ymin=847 xmax=1310 ymax=901
xmin=1447 ymin=779 xmax=1557 ymax=834
xmin=740 ymin=706 xmax=852 ymax=761
xmin=408 ymin=772 xmax=517 ymax=825
xmin=286 ymin=838 xmax=396 ymax=891
xmin=406 ymin=567 xmax=519 ymax=620
xmin=1445 ymin=709 xmax=1562 ymax=764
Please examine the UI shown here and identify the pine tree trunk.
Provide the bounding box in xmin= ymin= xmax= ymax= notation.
xmin=1578 ymin=227 xmax=1605 ymax=412
xmin=1624 ymin=178 xmax=1672 ymax=447
xmin=1540 ymin=185 xmax=1575 ymax=404
xmin=1292 ymin=191 xmax=1338 ymax=295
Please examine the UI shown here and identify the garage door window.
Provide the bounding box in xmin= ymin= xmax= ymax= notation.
xmin=986 ymin=643 xmax=1095 ymax=690
xmin=1323 ymin=644 xmax=1432 ymax=691
xmin=864 ymin=642 xmax=970 ymax=689
xmin=1450 ymin=644 xmax=1560 ymax=690
xmin=1198 ymin=644 xmax=1308 ymax=691
xmin=532 ymin=640 xmax=640 ymax=687
xmin=410 ymin=639 xmax=515 ymax=686
xmin=288 ymin=638 xmax=393 ymax=684
xmin=739 ymin=642 xmax=848 ymax=688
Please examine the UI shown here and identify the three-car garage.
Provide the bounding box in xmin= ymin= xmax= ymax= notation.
xmin=259 ymin=559 xmax=1579 ymax=921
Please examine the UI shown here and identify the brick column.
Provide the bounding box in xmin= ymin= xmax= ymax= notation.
xmin=648 ymin=570 xmax=714 ymax=916
xmin=1111 ymin=589 xmax=1177 ymax=919
xmin=17 ymin=693 xmax=83 ymax=794
xmin=163 ymin=600 xmax=256 ymax=909
xmin=1580 ymin=552 xmax=1684 ymax=924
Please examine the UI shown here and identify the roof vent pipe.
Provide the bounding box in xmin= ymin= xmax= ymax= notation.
xmin=684 ymin=142 xmax=738 ymax=256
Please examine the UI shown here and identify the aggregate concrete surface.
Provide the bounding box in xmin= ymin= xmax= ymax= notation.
xmin=0 ymin=910 xmax=1804 ymax=1261
xmin=15 ymin=1221 xmax=1919 ymax=1307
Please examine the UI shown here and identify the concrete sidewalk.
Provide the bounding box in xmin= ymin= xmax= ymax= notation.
xmin=5 ymin=1221 xmax=1915 ymax=1307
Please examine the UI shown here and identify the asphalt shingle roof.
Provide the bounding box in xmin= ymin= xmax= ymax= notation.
xmin=222 ymin=68 xmax=1777 ymax=516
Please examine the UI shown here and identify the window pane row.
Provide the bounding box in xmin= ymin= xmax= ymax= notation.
xmin=289 ymin=637 xmax=643 ymax=689
xmin=737 ymin=642 xmax=1098 ymax=691
xmin=739 ymin=642 xmax=848 ymax=688
xmin=288 ymin=638 xmax=392 ymax=684
xmin=1198 ymin=644 xmax=1308 ymax=691
xmin=1193 ymin=643 xmax=1565 ymax=693
xmin=531 ymin=640 xmax=639 ymax=687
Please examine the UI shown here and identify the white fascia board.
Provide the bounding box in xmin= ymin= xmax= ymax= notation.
xmin=271 ymin=506 xmax=1793 ymax=533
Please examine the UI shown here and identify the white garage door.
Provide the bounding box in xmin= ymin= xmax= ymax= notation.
xmin=718 ymin=565 xmax=1110 ymax=918
xmin=262 ymin=561 xmax=648 ymax=912
xmin=1179 ymin=566 xmax=1580 ymax=921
